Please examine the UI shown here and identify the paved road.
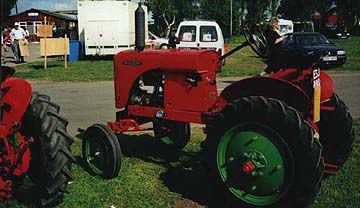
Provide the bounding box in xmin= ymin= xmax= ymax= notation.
xmin=31 ymin=71 xmax=360 ymax=135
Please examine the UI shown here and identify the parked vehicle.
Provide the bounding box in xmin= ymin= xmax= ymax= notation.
xmin=279 ymin=32 xmax=346 ymax=69
xmin=77 ymin=0 xmax=148 ymax=55
xmin=82 ymin=7 xmax=355 ymax=207
xmin=322 ymin=27 xmax=350 ymax=39
xmin=175 ymin=20 xmax=225 ymax=55
xmin=278 ymin=19 xmax=294 ymax=35
xmin=146 ymin=31 xmax=169 ymax=49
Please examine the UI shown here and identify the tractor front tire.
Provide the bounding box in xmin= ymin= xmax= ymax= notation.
xmin=204 ymin=96 xmax=324 ymax=207
xmin=318 ymin=93 xmax=355 ymax=176
xmin=82 ymin=124 xmax=122 ymax=179
xmin=18 ymin=92 xmax=74 ymax=207
xmin=153 ymin=120 xmax=191 ymax=151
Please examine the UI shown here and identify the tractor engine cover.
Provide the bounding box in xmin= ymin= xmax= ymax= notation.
xmin=114 ymin=49 xmax=221 ymax=112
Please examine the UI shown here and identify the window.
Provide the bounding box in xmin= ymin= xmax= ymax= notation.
xmin=200 ymin=26 xmax=218 ymax=42
xmin=27 ymin=22 xmax=34 ymax=34
xmin=19 ymin=22 xmax=27 ymax=32
xmin=34 ymin=21 xmax=43 ymax=35
xmin=179 ymin=26 xmax=196 ymax=42
xmin=287 ymin=34 xmax=296 ymax=45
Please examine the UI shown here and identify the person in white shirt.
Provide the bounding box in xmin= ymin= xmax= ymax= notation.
xmin=10 ymin=22 xmax=26 ymax=63
xmin=23 ymin=26 xmax=30 ymax=41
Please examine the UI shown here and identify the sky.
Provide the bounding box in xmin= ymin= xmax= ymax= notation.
xmin=11 ymin=0 xmax=143 ymax=14
xmin=11 ymin=0 xmax=77 ymax=14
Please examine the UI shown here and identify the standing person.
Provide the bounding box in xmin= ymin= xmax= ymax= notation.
xmin=1 ymin=28 xmax=6 ymax=63
xmin=23 ymin=27 xmax=30 ymax=41
xmin=3 ymin=27 xmax=17 ymax=60
xmin=10 ymin=22 xmax=26 ymax=63
xmin=260 ymin=17 xmax=286 ymax=76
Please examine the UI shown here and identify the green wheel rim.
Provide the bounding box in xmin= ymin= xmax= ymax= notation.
xmin=216 ymin=123 xmax=294 ymax=206
xmin=85 ymin=137 xmax=107 ymax=175
xmin=160 ymin=136 xmax=175 ymax=145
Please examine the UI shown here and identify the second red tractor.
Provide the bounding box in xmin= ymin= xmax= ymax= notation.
xmin=82 ymin=6 xmax=355 ymax=207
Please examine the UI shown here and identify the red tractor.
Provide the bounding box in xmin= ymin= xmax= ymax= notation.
xmin=0 ymin=66 xmax=74 ymax=207
xmin=82 ymin=5 xmax=355 ymax=207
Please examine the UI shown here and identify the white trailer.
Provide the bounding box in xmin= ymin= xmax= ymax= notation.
xmin=77 ymin=0 xmax=148 ymax=55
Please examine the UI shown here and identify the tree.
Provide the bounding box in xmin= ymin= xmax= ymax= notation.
xmin=144 ymin=0 xmax=200 ymax=37
xmin=1 ymin=0 xmax=17 ymax=24
xmin=245 ymin=0 xmax=271 ymax=22
xmin=277 ymin=0 xmax=329 ymax=21
xmin=335 ymin=0 xmax=360 ymax=32
xmin=269 ymin=0 xmax=281 ymax=17
xmin=199 ymin=0 xmax=244 ymax=37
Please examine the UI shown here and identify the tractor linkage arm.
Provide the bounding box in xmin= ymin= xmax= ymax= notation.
xmin=220 ymin=41 xmax=251 ymax=61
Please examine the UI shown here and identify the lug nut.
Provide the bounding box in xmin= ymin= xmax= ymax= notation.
xmin=251 ymin=185 xmax=257 ymax=191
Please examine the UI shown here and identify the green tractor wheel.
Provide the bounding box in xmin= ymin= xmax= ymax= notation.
xmin=216 ymin=124 xmax=293 ymax=205
xmin=204 ymin=96 xmax=324 ymax=207
xmin=82 ymin=124 xmax=122 ymax=179
xmin=153 ymin=120 xmax=190 ymax=150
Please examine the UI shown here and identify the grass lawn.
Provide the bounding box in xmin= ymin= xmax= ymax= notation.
xmin=13 ymin=35 xmax=360 ymax=81
xmin=9 ymin=119 xmax=360 ymax=208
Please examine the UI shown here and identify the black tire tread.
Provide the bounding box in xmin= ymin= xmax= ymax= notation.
xmin=319 ymin=93 xmax=355 ymax=171
xmin=18 ymin=92 xmax=74 ymax=207
xmin=153 ymin=120 xmax=191 ymax=150
xmin=82 ymin=124 xmax=122 ymax=179
xmin=204 ymin=96 xmax=324 ymax=207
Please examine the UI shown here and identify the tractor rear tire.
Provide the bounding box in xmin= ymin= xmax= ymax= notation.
xmin=318 ymin=93 xmax=355 ymax=176
xmin=82 ymin=124 xmax=122 ymax=179
xmin=203 ymin=96 xmax=324 ymax=207
xmin=17 ymin=92 xmax=74 ymax=207
xmin=153 ymin=120 xmax=191 ymax=150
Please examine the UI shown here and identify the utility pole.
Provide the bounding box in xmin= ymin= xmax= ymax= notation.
xmin=15 ymin=0 xmax=18 ymax=15
xmin=230 ymin=0 xmax=233 ymax=36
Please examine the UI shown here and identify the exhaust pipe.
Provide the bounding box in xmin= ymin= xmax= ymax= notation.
xmin=135 ymin=3 xmax=145 ymax=52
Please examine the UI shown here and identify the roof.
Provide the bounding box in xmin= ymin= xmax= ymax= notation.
xmin=278 ymin=19 xmax=293 ymax=25
xmin=10 ymin=8 xmax=77 ymax=21
xmin=291 ymin=32 xmax=322 ymax=35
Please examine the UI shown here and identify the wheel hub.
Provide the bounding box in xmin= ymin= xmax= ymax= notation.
xmin=216 ymin=124 xmax=294 ymax=205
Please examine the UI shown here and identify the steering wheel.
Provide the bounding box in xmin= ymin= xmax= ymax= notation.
xmin=243 ymin=25 xmax=269 ymax=59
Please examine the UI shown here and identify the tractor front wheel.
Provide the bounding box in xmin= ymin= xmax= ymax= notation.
xmin=204 ymin=96 xmax=323 ymax=207
xmin=82 ymin=124 xmax=122 ymax=179
xmin=153 ymin=120 xmax=190 ymax=150
xmin=17 ymin=92 xmax=74 ymax=207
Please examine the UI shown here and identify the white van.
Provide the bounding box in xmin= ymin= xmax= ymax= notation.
xmin=175 ymin=20 xmax=225 ymax=55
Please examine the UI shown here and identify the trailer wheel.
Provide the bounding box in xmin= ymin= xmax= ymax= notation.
xmin=153 ymin=120 xmax=190 ymax=150
xmin=17 ymin=92 xmax=74 ymax=207
xmin=82 ymin=124 xmax=122 ymax=179
xmin=204 ymin=96 xmax=323 ymax=207
xmin=318 ymin=93 xmax=355 ymax=176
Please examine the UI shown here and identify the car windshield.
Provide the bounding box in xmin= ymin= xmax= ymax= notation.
xmin=296 ymin=34 xmax=330 ymax=45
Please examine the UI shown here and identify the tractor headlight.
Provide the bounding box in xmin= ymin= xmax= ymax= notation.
xmin=337 ymin=50 xmax=346 ymax=55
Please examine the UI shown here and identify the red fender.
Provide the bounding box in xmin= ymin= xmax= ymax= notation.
xmin=1 ymin=77 xmax=33 ymax=129
xmin=216 ymin=76 xmax=311 ymax=113
xmin=270 ymin=68 xmax=334 ymax=103
xmin=318 ymin=71 xmax=334 ymax=102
